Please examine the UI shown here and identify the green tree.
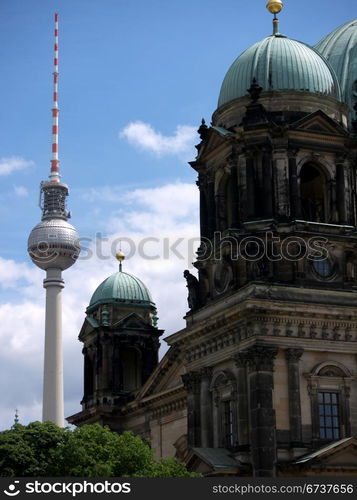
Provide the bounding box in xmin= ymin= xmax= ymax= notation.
xmin=0 ymin=421 xmax=67 ymax=476
xmin=0 ymin=422 xmax=198 ymax=477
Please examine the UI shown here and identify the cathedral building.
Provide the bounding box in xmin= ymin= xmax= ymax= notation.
xmin=68 ymin=5 xmax=357 ymax=477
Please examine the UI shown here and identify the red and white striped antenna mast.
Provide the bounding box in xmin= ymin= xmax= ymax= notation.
xmin=49 ymin=12 xmax=60 ymax=183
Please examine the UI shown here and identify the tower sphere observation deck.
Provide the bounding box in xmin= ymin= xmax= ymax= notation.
xmin=28 ymin=217 xmax=80 ymax=271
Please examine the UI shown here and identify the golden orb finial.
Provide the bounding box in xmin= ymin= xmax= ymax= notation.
xmin=266 ymin=0 xmax=283 ymax=15
xmin=115 ymin=250 xmax=125 ymax=271
xmin=116 ymin=251 xmax=125 ymax=262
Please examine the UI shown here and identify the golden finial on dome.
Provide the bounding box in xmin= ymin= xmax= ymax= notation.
xmin=266 ymin=0 xmax=283 ymax=15
xmin=115 ymin=250 xmax=125 ymax=272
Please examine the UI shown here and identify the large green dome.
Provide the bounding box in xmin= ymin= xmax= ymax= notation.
xmin=218 ymin=33 xmax=341 ymax=108
xmin=87 ymin=270 xmax=155 ymax=312
xmin=315 ymin=19 xmax=357 ymax=121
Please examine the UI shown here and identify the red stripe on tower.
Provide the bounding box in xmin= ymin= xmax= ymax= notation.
xmin=49 ymin=13 xmax=60 ymax=183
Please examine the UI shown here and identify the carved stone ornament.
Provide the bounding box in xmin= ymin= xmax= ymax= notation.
xmin=244 ymin=345 xmax=278 ymax=372
xmin=214 ymin=262 xmax=233 ymax=294
xmin=285 ymin=348 xmax=304 ymax=363
xmin=182 ymin=371 xmax=201 ymax=393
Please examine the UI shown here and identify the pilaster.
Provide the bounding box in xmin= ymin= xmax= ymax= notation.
xmin=285 ymin=348 xmax=304 ymax=446
xmin=245 ymin=344 xmax=278 ymax=477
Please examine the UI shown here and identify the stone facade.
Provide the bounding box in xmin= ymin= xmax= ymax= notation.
xmin=68 ymin=21 xmax=357 ymax=477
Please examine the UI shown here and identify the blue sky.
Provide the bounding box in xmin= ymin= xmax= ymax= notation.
xmin=0 ymin=0 xmax=355 ymax=429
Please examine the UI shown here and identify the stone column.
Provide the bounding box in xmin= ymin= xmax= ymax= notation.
xmin=82 ymin=346 xmax=94 ymax=405
xmin=207 ymin=179 xmax=216 ymax=238
xmin=182 ymin=371 xmax=201 ymax=447
xmin=285 ymin=348 xmax=304 ymax=446
xmin=234 ymin=352 xmax=250 ymax=450
xmin=246 ymin=154 xmax=256 ymax=218
xmin=112 ymin=341 xmax=121 ymax=393
xmin=262 ymin=150 xmax=273 ymax=218
xmin=328 ymin=177 xmax=337 ymax=223
xmin=341 ymin=387 xmax=351 ymax=438
xmin=100 ymin=334 xmax=111 ymax=391
xmin=288 ymin=152 xmax=301 ymax=219
xmin=307 ymin=381 xmax=319 ymax=445
xmin=215 ymin=192 xmax=226 ymax=231
xmin=229 ymin=149 xmax=240 ymax=227
xmin=200 ymin=367 xmax=213 ymax=447
xmin=246 ymin=344 xmax=278 ymax=477
xmin=198 ymin=175 xmax=209 ymax=239
xmin=336 ymin=163 xmax=347 ymax=224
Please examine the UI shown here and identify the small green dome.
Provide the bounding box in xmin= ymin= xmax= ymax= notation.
xmin=87 ymin=271 xmax=155 ymax=312
xmin=218 ymin=33 xmax=341 ymax=108
xmin=315 ymin=19 xmax=357 ymax=121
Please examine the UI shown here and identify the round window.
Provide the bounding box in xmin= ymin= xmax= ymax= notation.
xmin=312 ymin=257 xmax=332 ymax=278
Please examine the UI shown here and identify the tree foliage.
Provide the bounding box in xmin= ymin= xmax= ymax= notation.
xmin=0 ymin=422 xmax=198 ymax=477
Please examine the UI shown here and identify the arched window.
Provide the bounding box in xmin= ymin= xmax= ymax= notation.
xmin=306 ymin=362 xmax=354 ymax=445
xmin=211 ymin=371 xmax=237 ymax=449
xmin=300 ymin=164 xmax=327 ymax=222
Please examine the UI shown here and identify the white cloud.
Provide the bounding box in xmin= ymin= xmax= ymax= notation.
xmin=119 ymin=121 xmax=197 ymax=157
xmin=0 ymin=157 xmax=34 ymax=176
xmin=13 ymin=185 xmax=29 ymax=197
xmin=0 ymin=182 xmax=199 ymax=430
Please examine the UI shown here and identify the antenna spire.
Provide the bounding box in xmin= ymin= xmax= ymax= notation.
xmin=49 ymin=13 xmax=60 ymax=182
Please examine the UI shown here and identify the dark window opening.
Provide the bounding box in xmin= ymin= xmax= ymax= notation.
xmin=121 ymin=348 xmax=142 ymax=392
xmin=223 ymin=400 xmax=234 ymax=448
xmin=300 ymin=164 xmax=327 ymax=222
xmin=318 ymin=392 xmax=340 ymax=440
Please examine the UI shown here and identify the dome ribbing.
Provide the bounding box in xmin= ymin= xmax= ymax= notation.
xmin=87 ymin=271 xmax=155 ymax=312
xmin=315 ymin=19 xmax=357 ymax=121
xmin=218 ymin=34 xmax=341 ymax=108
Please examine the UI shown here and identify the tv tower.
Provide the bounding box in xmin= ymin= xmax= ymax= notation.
xmin=27 ymin=13 xmax=80 ymax=426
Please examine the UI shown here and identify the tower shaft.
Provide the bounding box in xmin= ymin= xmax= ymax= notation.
xmin=50 ymin=12 xmax=60 ymax=183
xmin=43 ymin=268 xmax=64 ymax=426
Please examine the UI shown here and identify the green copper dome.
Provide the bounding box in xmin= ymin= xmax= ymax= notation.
xmin=87 ymin=271 xmax=155 ymax=312
xmin=218 ymin=33 xmax=341 ymax=108
xmin=315 ymin=19 xmax=357 ymax=121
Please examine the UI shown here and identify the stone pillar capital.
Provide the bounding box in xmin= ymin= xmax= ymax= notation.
xmin=182 ymin=371 xmax=201 ymax=394
xmin=287 ymin=149 xmax=299 ymax=159
xmin=234 ymin=351 xmax=249 ymax=367
xmin=245 ymin=345 xmax=278 ymax=372
xmin=200 ymin=366 xmax=213 ymax=380
xmin=285 ymin=348 xmax=304 ymax=363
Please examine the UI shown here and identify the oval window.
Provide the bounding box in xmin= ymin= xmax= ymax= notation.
xmin=312 ymin=257 xmax=332 ymax=278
